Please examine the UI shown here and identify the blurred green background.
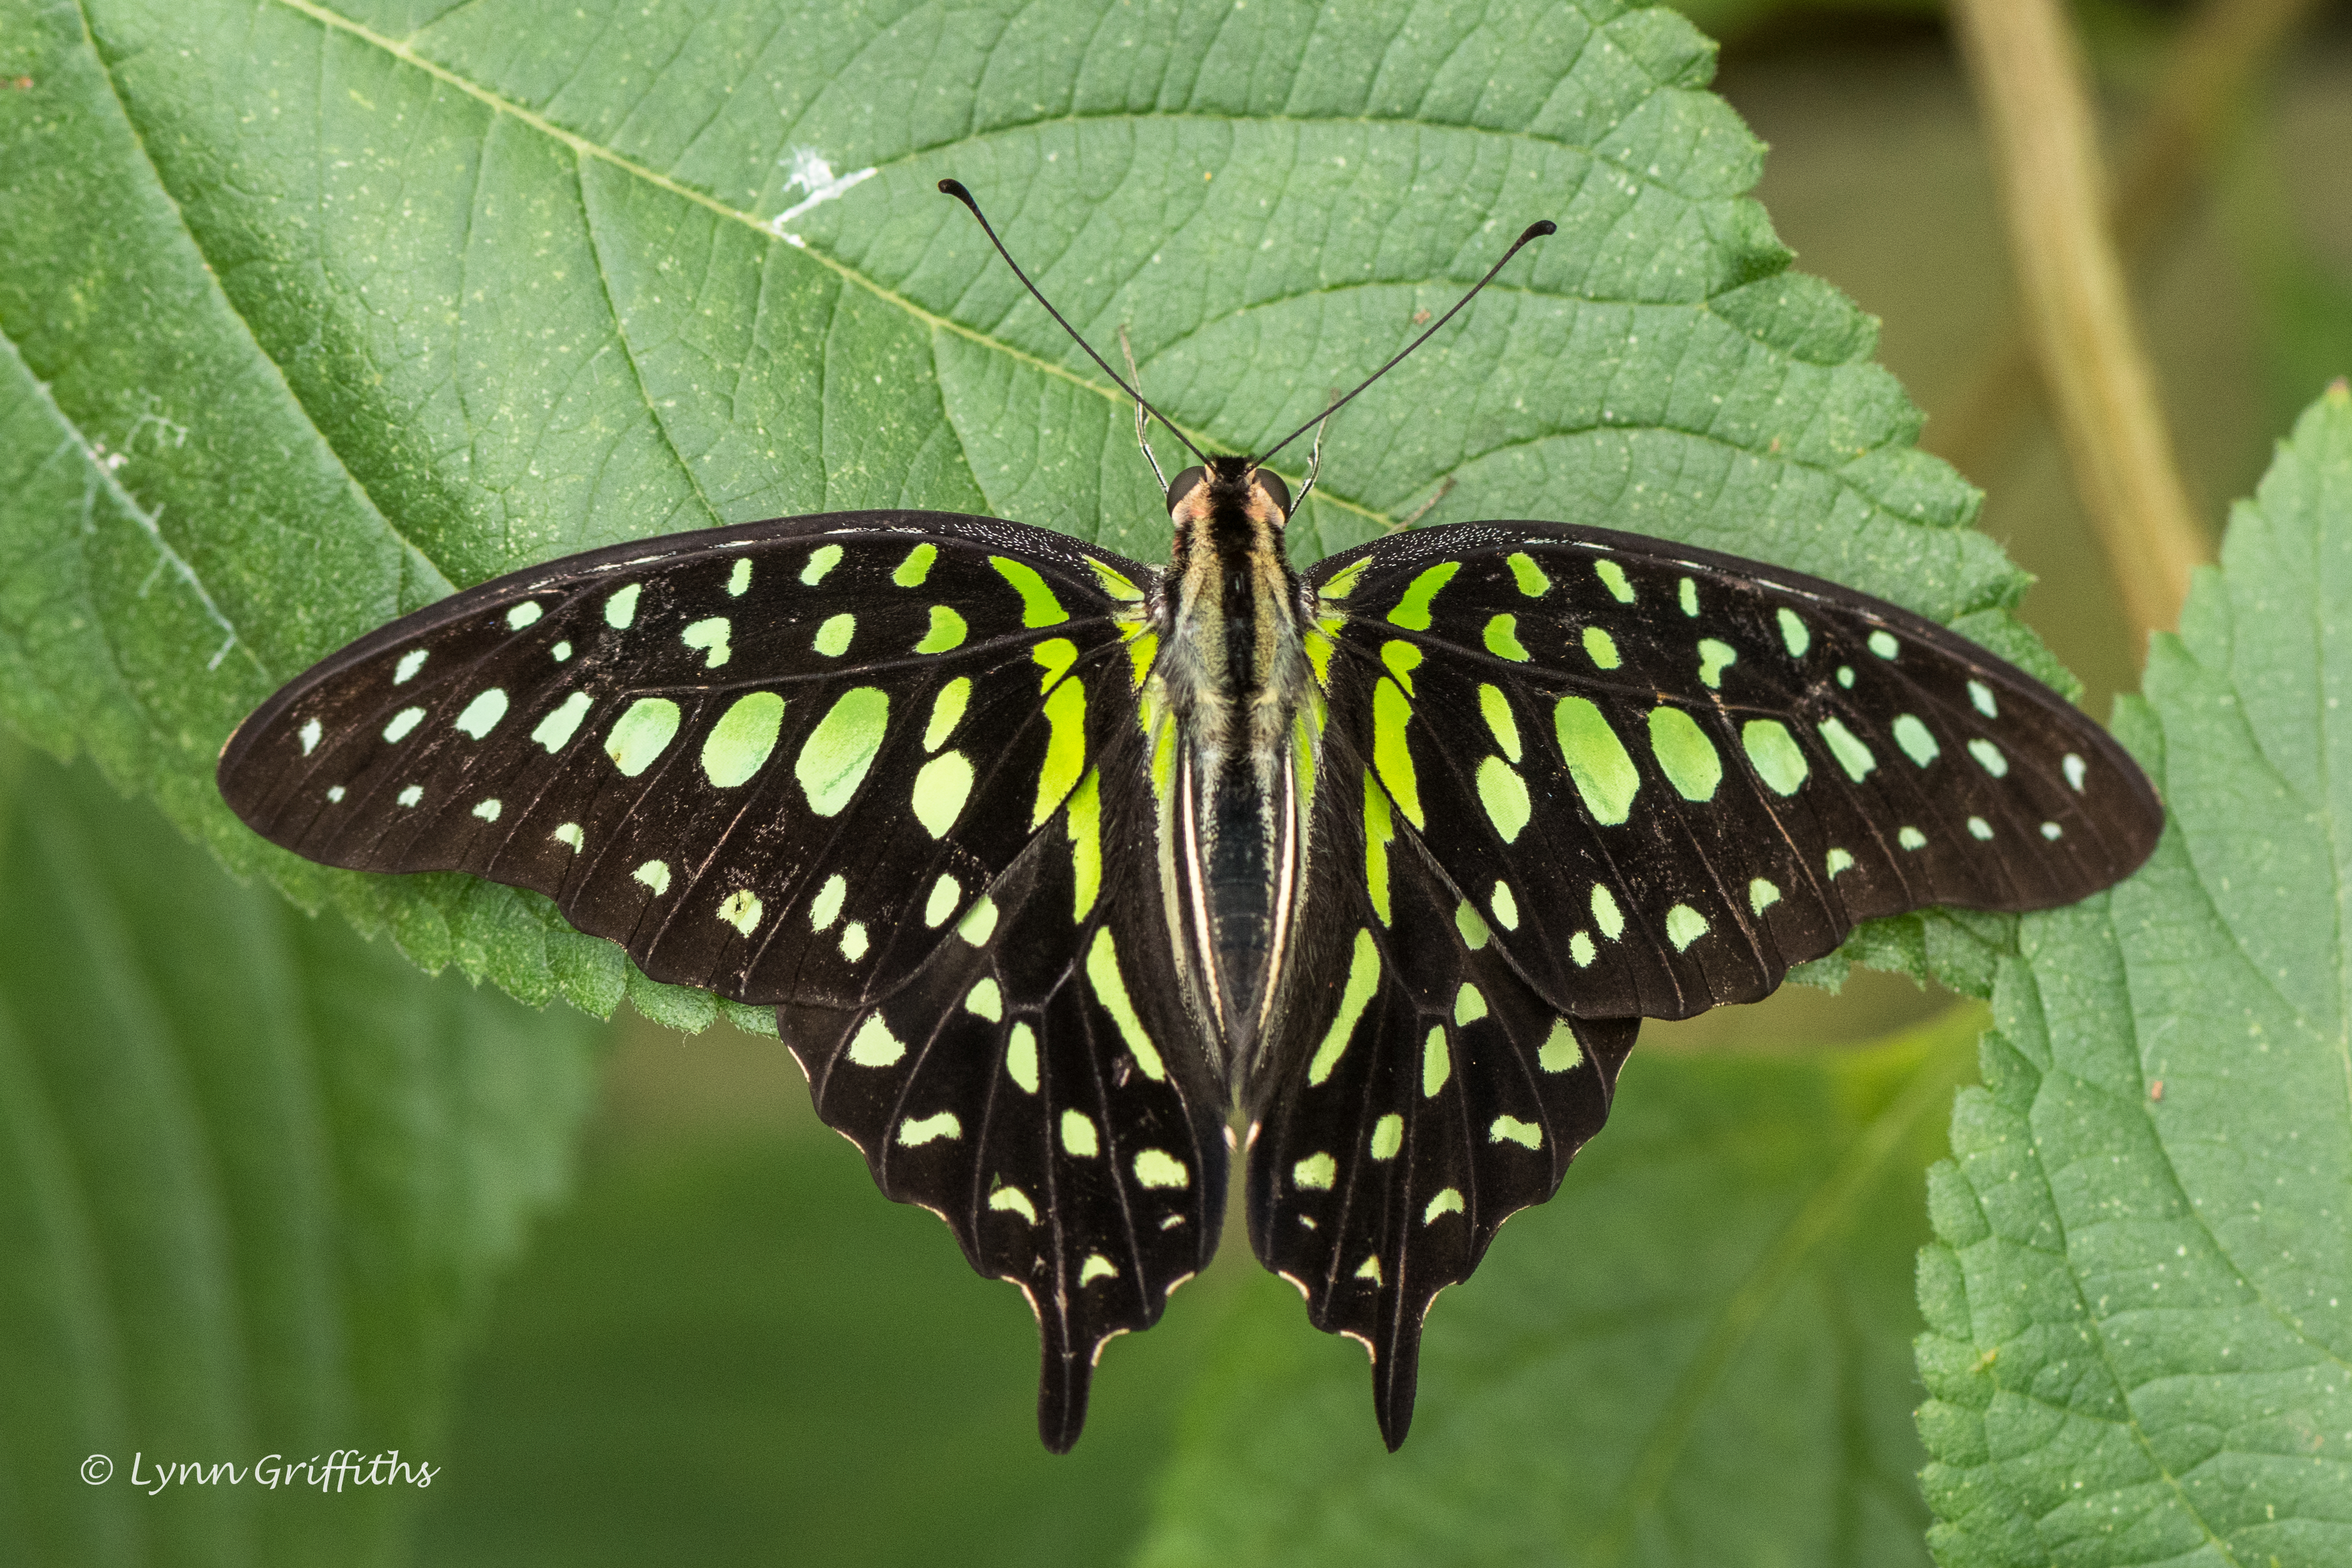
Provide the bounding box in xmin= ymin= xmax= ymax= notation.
xmin=5 ymin=0 xmax=2348 ymax=1562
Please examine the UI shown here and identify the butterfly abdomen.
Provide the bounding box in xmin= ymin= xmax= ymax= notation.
xmin=1150 ymin=462 xmax=1320 ymax=1074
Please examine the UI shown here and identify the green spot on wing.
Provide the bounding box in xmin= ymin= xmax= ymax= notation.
xmin=1362 ymin=772 xmax=1396 ymax=926
xmin=924 ymin=678 xmax=970 ymax=750
xmin=892 ymin=544 xmax=936 ymax=588
xmin=846 ymin=1016 xmax=904 ymax=1067
xmin=1490 ymin=1115 xmax=1541 ymax=1149
xmin=911 ymin=752 xmax=973 ymax=838
xmin=1594 ymin=560 xmax=1635 ymax=603
xmin=532 ymin=691 xmax=593 ymax=752
xmin=1307 ymin=930 xmax=1380 ymax=1086
xmin=1507 ymin=552 xmax=1552 ymax=597
xmin=1386 ymin=561 xmax=1460 ymax=630
xmin=1478 ymin=685 xmax=1522 ymax=760
xmin=1066 ymin=770 xmax=1102 ymax=920
xmin=1665 ymin=904 xmax=1709 ymax=950
xmin=1319 ymin=557 xmax=1370 ymax=599
xmin=1476 ymin=756 xmax=1531 ymax=842
xmin=1776 ymin=607 xmax=1809 ymax=658
xmin=801 ymin=545 xmax=842 ymax=585
xmin=1648 ymin=706 xmax=1723 ymax=802
xmin=700 ymin=692 xmax=785 ymax=787
xmin=1742 ymin=719 xmax=1809 ymax=795
xmin=606 ymin=698 xmax=680 ymax=776
xmin=1087 ymin=929 xmax=1165 ymax=1081
xmin=1591 ymin=884 xmax=1625 ymax=940
xmin=1087 ymin=557 xmax=1145 ymax=600
xmin=1893 ymin=714 xmax=1940 ymax=767
xmin=813 ymin=613 xmax=855 ymax=657
xmin=1483 ymin=614 xmax=1530 ymax=661
xmin=1373 ymin=680 xmax=1423 ymax=829
xmin=1421 ymin=1026 xmax=1450 ymax=1097
xmin=1380 ymin=639 xmax=1422 ymax=695
xmin=991 ymin=557 xmax=1068 ymax=627
xmin=1294 ymin=1153 xmax=1337 ymax=1191
xmin=1370 ymin=1114 xmax=1403 ymax=1159
xmin=1554 ymin=696 xmax=1640 ymax=825
xmin=1031 ymin=677 xmax=1088 ymax=828
xmin=796 ymin=688 xmax=889 ymax=815
xmin=454 ymin=688 xmax=509 ymax=739
xmin=1582 ymin=625 xmax=1620 ymax=669
xmin=1006 ymin=1023 xmax=1038 ymax=1092
xmin=1539 ymin=1019 xmax=1582 ymax=1071
xmin=683 ymin=615 xmax=734 ymax=668
xmin=914 ymin=606 xmax=966 ymax=653
xmin=1697 ymin=638 xmax=1737 ymax=689
xmin=1134 ymin=1149 xmax=1188 ymax=1188
xmin=1818 ymin=717 xmax=1876 ymax=781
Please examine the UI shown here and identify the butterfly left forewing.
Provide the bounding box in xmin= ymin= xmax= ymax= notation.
xmin=219 ymin=513 xmax=1156 ymax=1008
xmin=1243 ymin=726 xmax=1638 ymax=1449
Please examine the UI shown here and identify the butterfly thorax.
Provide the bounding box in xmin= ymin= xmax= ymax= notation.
xmin=1148 ymin=456 xmax=1316 ymax=1084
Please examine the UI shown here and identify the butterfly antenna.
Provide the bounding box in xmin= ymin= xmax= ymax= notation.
xmin=1119 ymin=324 xmax=1170 ymax=491
xmin=940 ymin=180 xmax=1206 ymax=464
xmin=1255 ymin=219 xmax=1556 ymax=469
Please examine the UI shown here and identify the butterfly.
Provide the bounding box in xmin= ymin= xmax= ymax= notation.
xmin=217 ymin=182 xmax=2164 ymax=1452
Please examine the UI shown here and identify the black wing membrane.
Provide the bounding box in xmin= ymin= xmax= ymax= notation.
xmin=1244 ymin=715 xmax=1638 ymax=1448
xmin=220 ymin=511 xmax=1227 ymax=1448
xmin=1303 ymin=521 xmax=2162 ymax=1024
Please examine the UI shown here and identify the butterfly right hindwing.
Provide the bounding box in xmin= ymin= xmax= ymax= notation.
xmin=1244 ymin=719 xmax=1638 ymax=1450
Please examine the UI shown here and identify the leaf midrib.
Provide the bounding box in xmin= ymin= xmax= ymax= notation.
xmin=271 ymin=0 xmax=1404 ymax=537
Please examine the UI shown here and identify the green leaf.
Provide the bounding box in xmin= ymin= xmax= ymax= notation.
xmin=1136 ymin=1008 xmax=1980 ymax=1567
xmin=413 ymin=1129 xmax=1226 ymax=1567
xmin=0 ymin=0 xmax=2026 ymax=1016
xmin=1915 ymin=385 xmax=2352 ymax=1566
xmin=0 ymin=738 xmax=602 ymax=1567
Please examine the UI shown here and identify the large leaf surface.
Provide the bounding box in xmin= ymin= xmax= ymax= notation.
xmin=0 ymin=738 xmax=602 ymax=1568
xmin=0 ymin=0 xmax=2030 ymax=1018
xmin=1916 ymin=387 xmax=2352 ymax=1566
xmin=1135 ymin=1012 xmax=1980 ymax=1568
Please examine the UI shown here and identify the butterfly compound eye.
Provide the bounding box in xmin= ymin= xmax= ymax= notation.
xmin=1250 ymin=468 xmax=1292 ymax=518
xmin=1164 ymin=466 xmax=1208 ymax=515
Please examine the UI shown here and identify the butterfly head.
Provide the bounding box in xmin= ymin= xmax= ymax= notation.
xmin=1165 ymin=455 xmax=1292 ymax=531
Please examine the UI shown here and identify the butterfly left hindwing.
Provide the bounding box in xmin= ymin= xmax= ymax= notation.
xmin=780 ymin=678 xmax=1229 ymax=1454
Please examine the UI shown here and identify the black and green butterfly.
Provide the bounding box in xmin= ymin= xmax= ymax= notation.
xmin=217 ymin=184 xmax=2162 ymax=1453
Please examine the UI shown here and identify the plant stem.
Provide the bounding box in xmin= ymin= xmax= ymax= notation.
xmin=1929 ymin=0 xmax=2319 ymax=481
xmin=1949 ymin=0 xmax=2214 ymax=646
